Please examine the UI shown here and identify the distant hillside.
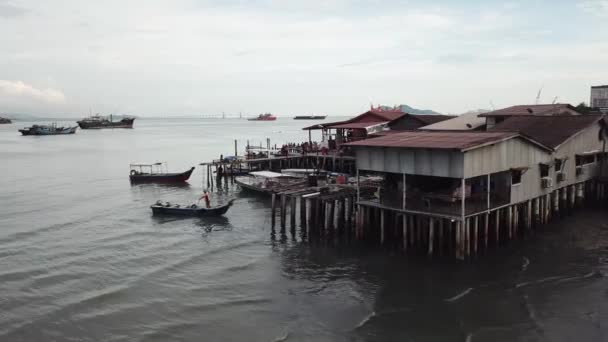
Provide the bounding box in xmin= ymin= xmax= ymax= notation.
xmin=460 ymin=109 xmax=491 ymax=115
xmin=399 ymin=104 xmax=441 ymax=115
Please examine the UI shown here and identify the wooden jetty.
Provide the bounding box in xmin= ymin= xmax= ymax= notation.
xmin=205 ymin=108 xmax=608 ymax=260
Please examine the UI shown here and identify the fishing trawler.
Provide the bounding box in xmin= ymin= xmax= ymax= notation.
xmin=247 ymin=113 xmax=277 ymax=121
xmin=77 ymin=114 xmax=135 ymax=129
xmin=19 ymin=123 xmax=78 ymax=136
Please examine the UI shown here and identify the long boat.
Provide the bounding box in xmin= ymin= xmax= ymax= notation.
xmin=151 ymin=199 xmax=234 ymax=217
xmin=247 ymin=113 xmax=277 ymax=121
xmin=130 ymin=163 xmax=195 ymax=183
xmin=293 ymin=115 xmax=327 ymax=120
xmin=19 ymin=124 xmax=77 ymax=136
xmin=77 ymin=114 xmax=135 ymax=129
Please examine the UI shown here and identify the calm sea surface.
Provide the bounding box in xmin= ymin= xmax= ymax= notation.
xmin=1 ymin=118 xmax=608 ymax=342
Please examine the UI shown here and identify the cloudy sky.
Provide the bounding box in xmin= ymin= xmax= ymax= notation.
xmin=0 ymin=0 xmax=607 ymax=117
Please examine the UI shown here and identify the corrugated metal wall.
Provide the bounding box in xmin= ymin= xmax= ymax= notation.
xmin=355 ymin=147 xmax=464 ymax=178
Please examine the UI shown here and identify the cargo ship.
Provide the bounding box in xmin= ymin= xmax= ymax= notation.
xmin=77 ymin=114 xmax=135 ymax=129
xmin=293 ymin=115 xmax=327 ymax=120
xmin=247 ymin=113 xmax=276 ymax=121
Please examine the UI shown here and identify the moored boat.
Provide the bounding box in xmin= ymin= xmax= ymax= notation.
xmin=19 ymin=123 xmax=77 ymax=136
xmin=247 ymin=113 xmax=277 ymax=121
xmin=0 ymin=117 xmax=11 ymax=124
xmin=293 ymin=115 xmax=327 ymax=120
xmin=151 ymin=199 xmax=234 ymax=217
xmin=130 ymin=163 xmax=195 ymax=183
xmin=235 ymin=171 xmax=306 ymax=194
xmin=77 ymin=114 xmax=135 ymax=129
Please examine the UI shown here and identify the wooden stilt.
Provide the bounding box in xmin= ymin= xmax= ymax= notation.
xmin=473 ymin=215 xmax=479 ymax=255
xmin=305 ymin=198 xmax=311 ymax=237
xmin=300 ymin=197 xmax=306 ymax=231
xmin=280 ymin=194 xmax=287 ymax=231
xmin=428 ymin=218 xmax=434 ymax=256
xmin=456 ymin=220 xmax=462 ymax=259
xmin=380 ymin=209 xmax=385 ymax=244
xmin=438 ymin=218 xmax=444 ymax=256
xmin=290 ymin=196 xmax=296 ymax=232
xmin=507 ymin=206 xmax=513 ymax=240
xmin=484 ymin=213 xmax=489 ymax=249
xmin=402 ymin=214 xmax=408 ymax=251
xmin=271 ymin=193 xmax=277 ymax=228
xmin=495 ymin=209 xmax=500 ymax=245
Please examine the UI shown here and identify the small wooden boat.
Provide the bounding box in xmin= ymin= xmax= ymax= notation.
xmin=151 ymin=199 xmax=234 ymax=217
xmin=130 ymin=163 xmax=194 ymax=183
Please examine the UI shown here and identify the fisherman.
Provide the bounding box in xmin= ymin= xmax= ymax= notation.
xmin=217 ymin=165 xmax=224 ymax=183
xmin=199 ymin=190 xmax=211 ymax=208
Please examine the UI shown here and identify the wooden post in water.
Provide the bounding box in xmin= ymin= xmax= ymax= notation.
xmin=402 ymin=214 xmax=408 ymax=251
xmin=455 ymin=220 xmax=463 ymax=260
xmin=428 ymin=217 xmax=434 ymax=256
xmin=305 ymin=198 xmax=311 ymax=236
xmin=495 ymin=209 xmax=500 ymax=245
xmin=271 ymin=193 xmax=277 ymax=228
xmin=300 ymin=197 xmax=306 ymax=231
xmin=507 ymin=206 xmax=513 ymax=240
xmin=438 ymin=218 xmax=444 ymax=256
xmin=473 ymin=215 xmax=479 ymax=255
xmin=280 ymin=194 xmax=287 ymax=232
xmin=290 ymin=196 xmax=296 ymax=232
xmin=484 ymin=213 xmax=489 ymax=250
xmin=380 ymin=209 xmax=385 ymax=245
xmin=526 ymin=200 xmax=532 ymax=230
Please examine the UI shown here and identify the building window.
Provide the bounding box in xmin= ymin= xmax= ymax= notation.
xmin=554 ymin=158 xmax=563 ymax=172
xmin=540 ymin=163 xmax=550 ymax=178
xmin=511 ymin=170 xmax=522 ymax=185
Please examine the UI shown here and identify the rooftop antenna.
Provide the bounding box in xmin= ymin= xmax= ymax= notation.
xmin=552 ymin=96 xmax=559 ymax=104
xmin=535 ymin=85 xmax=543 ymax=104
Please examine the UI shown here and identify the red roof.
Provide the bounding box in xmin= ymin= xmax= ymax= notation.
xmin=344 ymin=131 xmax=550 ymax=151
xmin=479 ymin=104 xmax=580 ymax=117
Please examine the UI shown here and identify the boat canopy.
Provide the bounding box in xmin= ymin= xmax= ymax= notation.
xmin=249 ymin=171 xmax=288 ymax=178
xmin=130 ymin=162 xmax=164 ymax=167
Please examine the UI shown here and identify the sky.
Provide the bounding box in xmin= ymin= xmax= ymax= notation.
xmin=0 ymin=0 xmax=607 ymax=117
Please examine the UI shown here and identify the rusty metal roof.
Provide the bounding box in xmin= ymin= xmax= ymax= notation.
xmin=490 ymin=114 xmax=605 ymax=149
xmin=344 ymin=131 xmax=527 ymax=151
xmin=410 ymin=114 xmax=457 ymax=125
xmin=479 ymin=104 xmax=580 ymax=117
xmin=328 ymin=121 xmax=389 ymax=129
xmin=302 ymin=110 xmax=405 ymax=130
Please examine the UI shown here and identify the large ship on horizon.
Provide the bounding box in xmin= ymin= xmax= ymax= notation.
xmin=77 ymin=114 xmax=135 ymax=129
xmin=293 ymin=115 xmax=327 ymax=120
